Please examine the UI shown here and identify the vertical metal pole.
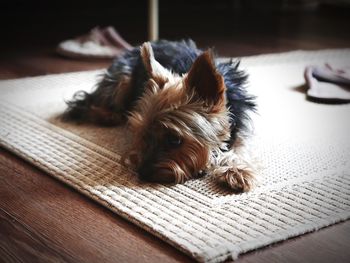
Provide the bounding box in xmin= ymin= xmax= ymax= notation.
xmin=148 ymin=0 xmax=159 ymax=41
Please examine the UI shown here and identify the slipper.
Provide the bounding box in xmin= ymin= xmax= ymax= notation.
xmin=304 ymin=64 xmax=350 ymax=104
xmin=56 ymin=26 xmax=132 ymax=59
xmin=101 ymin=26 xmax=132 ymax=50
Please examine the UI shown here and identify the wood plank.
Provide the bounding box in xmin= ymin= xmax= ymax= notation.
xmin=0 ymin=49 xmax=110 ymax=79
xmin=0 ymin=148 xmax=192 ymax=263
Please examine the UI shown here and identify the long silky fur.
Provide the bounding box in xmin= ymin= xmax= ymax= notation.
xmin=63 ymin=39 xmax=257 ymax=191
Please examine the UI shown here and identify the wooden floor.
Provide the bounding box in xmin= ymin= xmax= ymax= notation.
xmin=1 ymin=5 xmax=350 ymax=263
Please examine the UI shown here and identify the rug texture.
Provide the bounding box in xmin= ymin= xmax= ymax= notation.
xmin=0 ymin=49 xmax=349 ymax=263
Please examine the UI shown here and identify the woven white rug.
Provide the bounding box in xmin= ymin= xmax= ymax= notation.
xmin=0 ymin=49 xmax=349 ymax=262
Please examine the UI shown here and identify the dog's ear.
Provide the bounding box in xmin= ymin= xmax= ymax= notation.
xmin=140 ymin=42 xmax=171 ymax=85
xmin=185 ymin=50 xmax=225 ymax=108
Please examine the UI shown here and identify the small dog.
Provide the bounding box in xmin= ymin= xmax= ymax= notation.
xmin=64 ymin=40 xmax=256 ymax=192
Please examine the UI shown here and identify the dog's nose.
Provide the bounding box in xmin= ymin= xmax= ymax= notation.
xmin=138 ymin=165 xmax=176 ymax=183
xmin=137 ymin=165 xmax=154 ymax=181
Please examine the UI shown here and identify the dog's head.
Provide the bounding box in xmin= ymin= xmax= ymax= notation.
xmin=127 ymin=42 xmax=231 ymax=184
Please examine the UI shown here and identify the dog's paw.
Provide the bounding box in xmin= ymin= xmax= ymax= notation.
xmin=209 ymin=149 xmax=256 ymax=192
xmin=216 ymin=166 xmax=255 ymax=192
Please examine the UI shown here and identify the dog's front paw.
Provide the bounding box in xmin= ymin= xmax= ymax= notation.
xmin=209 ymin=150 xmax=256 ymax=192
xmin=216 ymin=166 xmax=255 ymax=192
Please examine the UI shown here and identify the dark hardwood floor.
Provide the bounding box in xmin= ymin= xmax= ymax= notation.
xmin=1 ymin=2 xmax=350 ymax=262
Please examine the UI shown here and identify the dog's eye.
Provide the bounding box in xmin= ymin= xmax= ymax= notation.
xmin=166 ymin=133 xmax=182 ymax=147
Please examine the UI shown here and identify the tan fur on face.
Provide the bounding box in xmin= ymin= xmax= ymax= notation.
xmin=128 ymin=75 xmax=231 ymax=148
xmin=125 ymin=43 xmax=255 ymax=191
xmin=127 ymin=75 xmax=230 ymax=183
xmin=154 ymin=137 xmax=209 ymax=183
xmin=128 ymin=49 xmax=231 ymax=148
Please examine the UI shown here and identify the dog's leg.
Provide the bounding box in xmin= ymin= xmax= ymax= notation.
xmin=63 ymin=75 xmax=131 ymax=126
xmin=209 ymin=149 xmax=255 ymax=192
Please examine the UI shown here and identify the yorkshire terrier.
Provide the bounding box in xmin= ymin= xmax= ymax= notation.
xmin=63 ymin=40 xmax=256 ymax=192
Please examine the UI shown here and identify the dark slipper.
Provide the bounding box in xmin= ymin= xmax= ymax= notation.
xmin=304 ymin=64 xmax=350 ymax=104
